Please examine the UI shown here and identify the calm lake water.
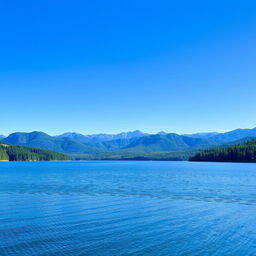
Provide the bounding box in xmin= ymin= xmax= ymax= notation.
xmin=0 ymin=161 xmax=256 ymax=256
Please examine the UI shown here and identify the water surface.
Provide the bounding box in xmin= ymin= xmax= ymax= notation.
xmin=0 ymin=161 xmax=256 ymax=255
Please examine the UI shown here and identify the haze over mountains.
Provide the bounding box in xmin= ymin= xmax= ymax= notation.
xmin=57 ymin=130 xmax=148 ymax=142
xmin=1 ymin=128 xmax=256 ymax=158
xmin=184 ymin=132 xmax=219 ymax=139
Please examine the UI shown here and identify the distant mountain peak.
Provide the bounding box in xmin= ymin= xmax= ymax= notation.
xmin=157 ymin=131 xmax=167 ymax=135
xmin=184 ymin=132 xmax=219 ymax=139
xmin=57 ymin=132 xmax=85 ymax=137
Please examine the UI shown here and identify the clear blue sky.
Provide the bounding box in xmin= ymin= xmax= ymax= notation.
xmin=1 ymin=0 xmax=256 ymax=135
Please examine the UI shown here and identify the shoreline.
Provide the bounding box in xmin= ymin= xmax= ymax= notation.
xmin=1 ymin=159 xmax=256 ymax=163
xmin=0 ymin=160 xmax=72 ymax=162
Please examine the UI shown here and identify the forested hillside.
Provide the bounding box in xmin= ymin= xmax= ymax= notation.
xmin=0 ymin=143 xmax=70 ymax=161
xmin=2 ymin=132 xmax=99 ymax=154
xmin=70 ymin=149 xmax=198 ymax=161
xmin=123 ymin=133 xmax=216 ymax=152
xmin=189 ymin=139 xmax=256 ymax=162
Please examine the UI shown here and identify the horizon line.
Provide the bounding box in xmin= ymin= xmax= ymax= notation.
xmin=1 ymin=126 xmax=256 ymax=137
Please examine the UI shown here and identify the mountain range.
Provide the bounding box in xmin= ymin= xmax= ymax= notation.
xmin=1 ymin=128 xmax=256 ymax=159
xmin=57 ymin=130 xmax=148 ymax=142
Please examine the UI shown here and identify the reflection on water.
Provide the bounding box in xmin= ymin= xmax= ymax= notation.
xmin=0 ymin=161 xmax=256 ymax=255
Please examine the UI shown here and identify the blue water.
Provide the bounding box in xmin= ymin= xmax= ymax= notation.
xmin=0 ymin=161 xmax=256 ymax=256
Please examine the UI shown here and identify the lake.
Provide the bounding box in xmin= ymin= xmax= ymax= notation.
xmin=0 ymin=161 xmax=256 ymax=256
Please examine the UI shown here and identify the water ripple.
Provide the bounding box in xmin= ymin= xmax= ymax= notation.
xmin=0 ymin=161 xmax=256 ymax=255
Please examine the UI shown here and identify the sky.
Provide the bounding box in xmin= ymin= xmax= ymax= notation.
xmin=1 ymin=0 xmax=256 ymax=135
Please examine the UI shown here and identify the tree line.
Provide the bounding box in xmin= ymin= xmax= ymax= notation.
xmin=0 ymin=143 xmax=70 ymax=161
xmin=189 ymin=139 xmax=256 ymax=162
